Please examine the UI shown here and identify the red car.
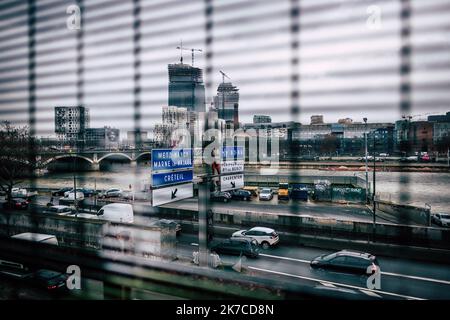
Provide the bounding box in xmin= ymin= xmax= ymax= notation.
xmin=3 ymin=198 xmax=29 ymax=210
xmin=420 ymin=154 xmax=430 ymax=162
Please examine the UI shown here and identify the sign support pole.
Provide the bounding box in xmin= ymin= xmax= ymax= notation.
xmin=198 ymin=176 xmax=210 ymax=267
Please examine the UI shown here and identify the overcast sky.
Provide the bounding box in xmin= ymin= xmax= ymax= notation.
xmin=1 ymin=0 xmax=449 ymax=138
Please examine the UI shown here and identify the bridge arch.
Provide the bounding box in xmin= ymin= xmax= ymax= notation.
xmin=97 ymin=153 xmax=133 ymax=163
xmin=135 ymin=151 xmax=151 ymax=161
xmin=43 ymin=154 xmax=94 ymax=166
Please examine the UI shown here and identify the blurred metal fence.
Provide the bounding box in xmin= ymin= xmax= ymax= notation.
xmin=1 ymin=0 xmax=450 ymax=299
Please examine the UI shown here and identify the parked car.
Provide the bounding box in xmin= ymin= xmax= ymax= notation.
xmin=64 ymin=188 xmax=84 ymax=197
xmin=259 ymin=188 xmax=273 ymax=201
xmin=43 ymin=205 xmax=75 ymax=216
xmin=211 ymin=238 xmax=259 ymax=258
xmin=100 ymin=188 xmax=123 ymax=198
xmin=3 ymin=198 xmax=28 ymax=210
xmin=232 ymin=227 xmax=279 ymax=249
xmin=52 ymin=187 xmax=72 ymax=196
xmin=230 ymin=189 xmax=252 ymax=201
xmin=310 ymin=250 xmax=379 ymax=275
xmin=11 ymin=187 xmax=27 ymax=198
xmin=290 ymin=184 xmax=309 ymax=201
xmin=420 ymin=154 xmax=431 ymax=162
xmin=63 ymin=191 xmax=85 ymax=201
xmin=400 ymin=156 xmax=418 ymax=163
xmin=278 ymin=183 xmax=289 ymax=200
xmin=379 ymin=153 xmax=389 ymax=157
xmin=242 ymin=186 xmax=258 ymax=197
xmin=432 ymin=213 xmax=450 ymax=227
xmin=210 ymin=191 xmax=232 ymax=203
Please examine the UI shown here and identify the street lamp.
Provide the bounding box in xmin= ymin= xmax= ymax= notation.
xmin=363 ymin=117 xmax=369 ymax=204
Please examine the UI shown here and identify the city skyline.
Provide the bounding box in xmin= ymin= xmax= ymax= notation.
xmin=1 ymin=1 xmax=450 ymax=137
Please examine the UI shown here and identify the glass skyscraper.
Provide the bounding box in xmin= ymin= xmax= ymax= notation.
xmin=168 ymin=63 xmax=206 ymax=113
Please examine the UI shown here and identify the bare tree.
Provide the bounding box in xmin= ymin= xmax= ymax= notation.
xmin=0 ymin=121 xmax=44 ymax=203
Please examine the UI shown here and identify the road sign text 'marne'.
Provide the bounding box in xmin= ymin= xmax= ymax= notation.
xmin=152 ymin=148 xmax=193 ymax=171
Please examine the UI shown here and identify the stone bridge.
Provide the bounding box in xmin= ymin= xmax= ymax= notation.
xmin=40 ymin=149 xmax=151 ymax=171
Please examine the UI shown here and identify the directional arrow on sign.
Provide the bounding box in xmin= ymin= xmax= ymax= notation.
xmin=171 ymin=188 xmax=178 ymax=199
xmin=231 ymin=181 xmax=236 ymax=188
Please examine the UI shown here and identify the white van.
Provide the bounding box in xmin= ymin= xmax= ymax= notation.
xmin=97 ymin=203 xmax=134 ymax=223
xmin=11 ymin=232 xmax=59 ymax=245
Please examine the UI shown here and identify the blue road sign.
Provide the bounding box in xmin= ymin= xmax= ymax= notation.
xmin=221 ymin=146 xmax=244 ymax=160
xmin=152 ymin=169 xmax=194 ymax=187
xmin=152 ymin=148 xmax=193 ymax=171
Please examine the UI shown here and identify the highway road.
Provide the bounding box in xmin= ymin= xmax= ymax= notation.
xmin=29 ymin=194 xmax=390 ymax=224
xmin=175 ymin=233 xmax=450 ymax=300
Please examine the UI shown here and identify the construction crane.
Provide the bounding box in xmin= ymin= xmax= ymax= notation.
xmin=176 ymin=40 xmax=202 ymax=66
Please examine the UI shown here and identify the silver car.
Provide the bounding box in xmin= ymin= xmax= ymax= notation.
xmin=432 ymin=213 xmax=450 ymax=227
xmin=259 ymin=188 xmax=273 ymax=201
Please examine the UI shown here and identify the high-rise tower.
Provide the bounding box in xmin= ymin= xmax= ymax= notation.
xmin=168 ymin=63 xmax=206 ymax=112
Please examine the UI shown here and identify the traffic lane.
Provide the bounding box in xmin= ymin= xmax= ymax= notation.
xmin=176 ymin=234 xmax=450 ymax=299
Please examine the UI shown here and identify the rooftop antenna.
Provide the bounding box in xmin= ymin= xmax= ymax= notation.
xmin=177 ymin=39 xmax=184 ymax=63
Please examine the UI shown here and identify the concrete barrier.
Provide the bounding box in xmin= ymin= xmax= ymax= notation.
xmin=0 ymin=210 xmax=176 ymax=260
xmin=376 ymin=200 xmax=431 ymax=226
xmin=156 ymin=206 xmax=450 ymax=250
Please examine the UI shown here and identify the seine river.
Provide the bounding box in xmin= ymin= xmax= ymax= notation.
xmin=22 ymin=164 xmax=450 ymax=213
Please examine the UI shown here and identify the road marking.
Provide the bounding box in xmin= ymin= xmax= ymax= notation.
xmin=381 ymin=271 xmax=450 ymax=286
xmin=320 ymin=282 xmax=336 ymax=288
xmin=259 ymin=253 xmax=310 ymax=264
xmin=360 ymin=289 xmax=382 ymax=298
xmin=261 ymin=253 xmax=450 ymax=286
xmin=248 ymin=266 xmax=425 ymax=300
xmin=190 ymin=243 xmax=198 ymax=246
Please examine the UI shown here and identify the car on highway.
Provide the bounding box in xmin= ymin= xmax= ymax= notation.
xmin=3 ymin=198 xmax=29 ymax=210
xmin=230 ymin=189 xmax=252 ymax=201
xmin=310 ymin=250 xmax=379 ymax=275
xmin=31 ymin=269 xmax=68 ymax=291
xmin=52 ymin=187 xmax=72 ymax=196
xmin=210 ymin=191 xmax=232 ymax=203
xmin=43 ymin=205 xmax=75 ymax=216
xmin=258 ymin=188 xmax=273 ymax=201
xmin=99 ymin=188 xmax=123 ymax=198
xmin=232 ymin=227 xmax=279 ymax=249
xmin=431 ymin=213 xmax=450 ymax=227
xmin=211 ymin=238 xmax=259 ymax=258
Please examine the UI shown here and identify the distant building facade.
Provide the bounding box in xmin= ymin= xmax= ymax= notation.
xmin=85 ymin=127 xmax=120 ymax=149
xmin=213 ymin=82 xmax=239 ymax=128
xmin=253 ymin=115 xmax=272 ymax=124
xmin=54 ymin=106 xmax=89 ymax=147
xmin=310 ymin=115 xmax=324 ymax=125
xmin=168 ymin=63 xmax=206 ymax=112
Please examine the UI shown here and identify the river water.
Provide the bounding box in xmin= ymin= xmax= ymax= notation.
xmin=22 ymin=164 xmax=450 ymax=213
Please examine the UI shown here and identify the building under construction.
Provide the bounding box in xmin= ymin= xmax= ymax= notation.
xmin=168 ymin=63 xmax=206 ymax=113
